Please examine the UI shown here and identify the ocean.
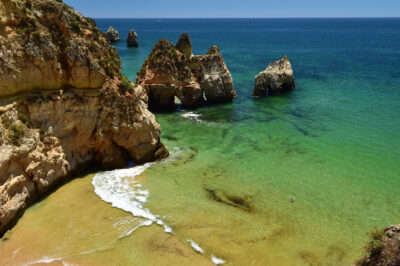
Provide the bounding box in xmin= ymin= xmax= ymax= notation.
xmin=1 ymin=18 xmax=400 ymax=265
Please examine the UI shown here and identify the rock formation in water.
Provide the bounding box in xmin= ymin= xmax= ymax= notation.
xmin=105 ymin=26 xmax=120 ymax=43
xmin=127 ymin=29 xmax=139 ymax=47
xmin=136 ymin=33 xmax=236 ymax=110
xmin=253 ymin=56 xmax=295 ymax=96
xmin=356 ymin=225 xmax=400 ymax=266
xmin=175 ymin=32 xmax=192 ymax=58
xmin=0 ymin=0 xmax=168 ymax=236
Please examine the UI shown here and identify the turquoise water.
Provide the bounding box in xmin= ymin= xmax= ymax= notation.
xmin=98 ymin=19 xmax=399 ymax=264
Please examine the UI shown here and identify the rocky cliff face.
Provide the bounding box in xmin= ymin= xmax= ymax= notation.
xmin=356 ymin=225 xmax=400 ymax=266
xmin=253 ymin=56 xmax=295 ymax=96
xmin=0 ymin=0 xmax=120 ymax=96
xmin=136 ymin=33 xmax=236 ymax=110
xmin=0 ymin=0 xmax=168 ymax=236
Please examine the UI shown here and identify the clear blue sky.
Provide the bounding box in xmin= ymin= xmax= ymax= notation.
xmin=64 ymin=0 xmax=400 ymax=18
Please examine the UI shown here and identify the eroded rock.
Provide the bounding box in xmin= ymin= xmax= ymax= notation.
xmin=136 ymin=33 xmax=235 ymax=110
xmin=127 ymin=29 xmax=139 ymax=47
xmin=176 ymin=32 xmax=192 ymax=58
xmin=356 ymin=225 xmax=400 ymax=266
xmin=253 ymin=56 xmax=295 ymax=96
xmin=0 ymin=0 xmax=168 ymax=236
xmin=105 ymin=26 xmax=120 ymax=43
xmin=194 ymin=45 xmax=236 ymax=103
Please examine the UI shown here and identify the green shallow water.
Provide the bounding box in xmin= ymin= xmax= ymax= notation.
xmin=1 ymin=18 xmax=400 ymax=265
xmin=121 ymin=18 xmax=400 ymax=264
xmin=141 ymin=73 xmax=400 ymax=264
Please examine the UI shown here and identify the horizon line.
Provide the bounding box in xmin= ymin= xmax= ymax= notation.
xmin=92 ymin=16 xmax=400 ymax=19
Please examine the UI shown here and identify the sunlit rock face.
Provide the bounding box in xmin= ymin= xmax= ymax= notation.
xmin=127 ymin=29 xmax=139 ymax=47
xmin=0 ymin=0 xmax=168 ymax=236
xmin=253 ymin=56 xmax=295 ymax=96
xmin=105 ymin=26 xmax=120 ymax=43
xmin=136 ymin=33 xmax=236 ymax=110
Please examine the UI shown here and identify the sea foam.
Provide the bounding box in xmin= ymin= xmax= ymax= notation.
xmin=92 ymin=149 xmax=225 ymax=264
xmin=187 ymin=239 xmax=205 ymax=253
xmin=211 ymin=255 xmax=226 ymax=265
xmin=28 ymin=257 xmax=70 ymax=266
xmin=92 ymin=163 xmax=171 ymax=233
xmin=181 ymin=111 xmax=203 ymax=122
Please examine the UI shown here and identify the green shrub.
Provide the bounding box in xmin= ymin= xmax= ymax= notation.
xmin=92 ymin=29 xmax=100 ymax=41
xmin=99 ymin=55 xmax=119 ymax=77
xmin=25 ymin=0 xmax=32 ymax=9
xmin=366 ymin=226 xmax=384 ymax=254
xmin=70 ymin=20 xmax=81 ymax=33
xmin=17 ymin=112 xmax=29 ymax=125
xmin=31 ymin=31 xmax=42 ymax=44
xmin=120 ymin=76 xmax=134 ymax=92
xmin=8 ymin=124 xmax=25 ymax=146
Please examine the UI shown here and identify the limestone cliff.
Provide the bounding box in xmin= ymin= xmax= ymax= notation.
xmin=136 ymin=33 xmax=236 ymax=110
xmin=0 ymin=0 xmax=168 ymax=236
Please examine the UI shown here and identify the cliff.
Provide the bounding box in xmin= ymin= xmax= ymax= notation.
xmin=136 ymin=33 xmax=236 ymax=110
xmin=0 ymin=0 xmax=168 ymax=236
xmin=356 ymin=225 xmax=400 ymax=266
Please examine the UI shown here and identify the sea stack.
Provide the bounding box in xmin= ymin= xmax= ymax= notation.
xmin=253 ymin=56 xmax=295 ymax=96
xmin=176 ymin=32 xmax=192 ymax=58
xmin=0 ymin=0 xmax=167 ymax=236
xmin=136 ymin=33 xmax=235 ymax=110
xmin=105 ymin=26 xmax=120 ymax=43
xmin=127 ymin=29 xmax=139 ymax=47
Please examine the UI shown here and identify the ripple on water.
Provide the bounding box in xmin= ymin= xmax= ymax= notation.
xmin=92 ymin=149 xmax=226 ymax=265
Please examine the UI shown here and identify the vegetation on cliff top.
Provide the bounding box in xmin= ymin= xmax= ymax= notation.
xmin=0 ymin=0 xmax=123 ymax=96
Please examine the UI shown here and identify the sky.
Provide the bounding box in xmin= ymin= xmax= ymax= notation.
xmin=63 ymin=0 xmax=400 ymax=18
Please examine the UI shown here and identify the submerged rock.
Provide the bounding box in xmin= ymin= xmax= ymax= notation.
xmin=136 ymin=33 xmax=235 ymax=110
xmin=105 ymin=26 xmax=120 ymax=43
xmin=253 ymin=56 xmax=295 ymax=96
xmin=356 ymin=225 xmax=400 ymax=266
xmin=0 ymin=0 xmax=167 ymax=236
xmin=127 ymin=29 xmax=139 ymax=47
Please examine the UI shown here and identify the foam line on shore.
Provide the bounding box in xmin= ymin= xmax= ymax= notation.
xmin=92 ymin=148 xmax=225 ymax=265
xmin=92 ymin=163 xmax=172 ymax=233
xmin=28 ymin=257 xmax=70 ymax=266
xmin=211 ymin=255 xmax=226 ymax=265
xmin=187 ymin=239 xmax=205 ymax=253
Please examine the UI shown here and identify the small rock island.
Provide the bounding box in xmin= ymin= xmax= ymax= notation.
xmin=105 ymin=26 xmax=120 ymax=43
xmin=136 ymin=33 xmax=236 ymax=110
xmin=127 ymin=29 xmax=139 ymax=47
xmin=253 ymin=56 xmax=296 ymax=96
